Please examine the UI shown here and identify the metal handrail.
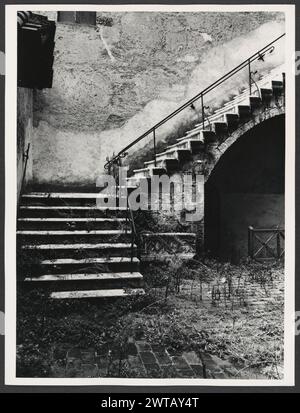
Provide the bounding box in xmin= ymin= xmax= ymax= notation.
xmin=105 ymin=33 xmax=285 ymax=170
xmin=126 ymin=197 xmax=140 ymax=266
xmin=18 ymin=143 xmax=30 ymax=209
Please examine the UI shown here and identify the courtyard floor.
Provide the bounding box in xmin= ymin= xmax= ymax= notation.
xmin=17 ymin=260 xmax=284 ymax=380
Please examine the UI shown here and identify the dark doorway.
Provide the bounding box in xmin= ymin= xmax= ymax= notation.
xmin=204 ymin=114 xmax=285 ymax=260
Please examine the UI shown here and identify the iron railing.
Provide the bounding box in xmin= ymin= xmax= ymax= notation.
xmin=18 ymin=142 xmax=30 ymax=210
xmin=125 ymin=197 xmax=140 ymax=267
xmin=104 ymin=33 xmax=285 ymax=171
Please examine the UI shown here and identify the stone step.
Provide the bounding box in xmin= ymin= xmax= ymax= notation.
xmin=212 ymin=122 xmax=228 ymax=135
xmin=181 ymin=129 xmax=216 ymax=143
xmin=260 ymin=87 xmax=273 ymax=103
xmin=132 ymin=167 xmax=150 ymax=179
xmin=24 ymin=272 xmax=143 ymax=290
xmin=21 ymin=192 xmax=127 ymax=207
xmin=237 ymin=105 xmax=251 ymax=119
xmin=21 ymin=242 xmax=136 ymax=259
xmin=150 ymin=167 xmax=167 ymax=176
xmin=17 ymin=217 xmax=128 ymax=231
xmin=163 ymin=158 xmax=180 ymax=172
xmin=167 ymin=138 xmax=204 ymax=154
xmin=249 ymin=96 xmax=262 ymax=111
xmin=17 ymin=229 xmax=132 ymax=243
xmin=50 ymin=288 xmax=145 ymax=300
xmin=37 ymin=256 xmax=140 ymax=274
xmin=272 ymin=80 xmax=284 ymax=95
xmin=19 ymin=206 xmax=128 ymax=218
xmin=175 ymin=149 xmax=192 ymax=162
xmin=98 ymin=185 xmax=137 ymax=196
xmin=224 ymin=113 xmax=239 ymax=130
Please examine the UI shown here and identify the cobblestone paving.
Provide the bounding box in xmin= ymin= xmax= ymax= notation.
xmin=51 ymin=340 xmax=237 ymax=378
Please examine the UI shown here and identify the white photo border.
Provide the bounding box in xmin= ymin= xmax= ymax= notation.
xmin=5 ymin=3 xmax=296 ymax=386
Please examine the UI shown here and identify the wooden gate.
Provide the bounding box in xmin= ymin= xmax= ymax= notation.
xmin=248 ymin=226 xmax=284 ymax=261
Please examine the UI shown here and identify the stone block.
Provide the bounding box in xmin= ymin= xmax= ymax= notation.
xmin=171 ymin=356 xmax=190 ymax=369
xmin=139 ymin=351 xmax=157 ymax=364
xmin=176 ymin=368 xmax=195 ymax=378
xmin=154 ymin=351 xmax=173 ymax=366
xmin=182 ymin=351 xmax=202 ymax=365
xmin=190 ymin=364 xmax=204 ymax=377
xmin=136 ymin=341 xmax=151 ymax=352
xmin=144 ymin=363 xmax=162 ymax=377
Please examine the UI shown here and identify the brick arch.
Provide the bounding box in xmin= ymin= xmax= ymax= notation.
xmin=204 ymin=109 xmax=285 ymax=259
xmin=204 ymin=105 xmax=285 ymax=182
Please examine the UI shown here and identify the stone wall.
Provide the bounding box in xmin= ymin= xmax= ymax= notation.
xmin=31 ymin=11 xmax=284 ymax=186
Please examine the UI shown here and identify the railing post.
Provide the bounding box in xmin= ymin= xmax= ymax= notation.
xmin=282 ymin=72 xmax=285 ymax=107
xmin=201 ymin=94 xmax=205 ymax=129
xmin=21 ymin=143 xmax=30 ymax=194
xmin=248 ymin=226 xmax=254 ymax=258
xmin=153 ymin=128 xmax=157 ymax=167
xmin=248 ymin=59 xmax=252 ymax=95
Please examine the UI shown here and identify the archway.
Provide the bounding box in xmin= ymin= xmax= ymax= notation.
xmin=204 ymin=114 xmax=285 ymax=260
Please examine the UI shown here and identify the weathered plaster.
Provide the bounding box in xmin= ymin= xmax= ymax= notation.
xmin=32 ymin=12 xmax=284 ymax=186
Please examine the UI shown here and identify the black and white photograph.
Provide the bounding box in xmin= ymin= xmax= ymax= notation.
xmin=4 ymin=4 xmax=295 ymax=386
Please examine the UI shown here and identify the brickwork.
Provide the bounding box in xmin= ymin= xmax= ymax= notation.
xmin=51 ymin=342 xmax=239 ymax=379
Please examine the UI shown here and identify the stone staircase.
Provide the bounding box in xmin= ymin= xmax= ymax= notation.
xmin=18 ymin=192 xmax=145 ymax=299
xmin=131 ymin=67 xmax=285 ymax=180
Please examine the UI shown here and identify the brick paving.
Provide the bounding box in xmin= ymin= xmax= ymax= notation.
xmin=50 ymin=340 xmax=238 ymax=378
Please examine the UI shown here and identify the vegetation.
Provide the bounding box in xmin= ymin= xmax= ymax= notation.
xmin=16 ymin=258 xmax=284 ymax=379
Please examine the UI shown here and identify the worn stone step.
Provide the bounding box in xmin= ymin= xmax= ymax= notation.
xmin=178 ymin=129 xmax=209 ymax=141
xmin=17 ymin=229 xmax=132 ymax=243
xmin=175 ymin=149 xmax=192 ymax=162
xmin=24 ymin=272 xmax=143 ymax=290
xmin=260 ymin=88 xmax=273 ymax=103
xmin=237 ymin=105 xmax=251 ymax=119
xmin=149 ymin=167 xmax=167 ymax=176
xmin=17 ymin=217 xmax=128 ymax=231
xmin=188 ymin=139 xmax=205 ymax=154
xmin=272 ymin=80 xmax=284 ymax=95
xmin=212 ymin=122 xmax=228 ymax=135
xmin=132 ymin=167 xmax=150 ymax=179
xmin=19 ymin=206 xmax=128 ymax=218
xmin=21 ymin=192 xmax=127 ymax=207
xmin=37 ymin=256 xmax=140 ymax=274
xmin=99 ymin=185 xmax=137 ymax=196
xmin=167 ymin=138 xmax=204 ymax=155
xmin=224 ymin=113 xmax=239 ymax=130
xmin=21 ymin=242 xmax=136 ymax=259
xmin=163 ymin=158 xmax=179 ymax=172
xmin=249 ymin=96 xmax=262 ymax=111
xmin=50 ymin=288 xmax=145 ymax=300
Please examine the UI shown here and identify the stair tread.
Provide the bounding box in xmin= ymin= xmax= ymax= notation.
xmin=50 ymin=288 xmax=145 ymax=299
xmin=17 ymin=230 xmax=131 ymax=235
xmin=18 ymin=217 xmax=127 ymax=222
xmin=41 ymin=257 xmax=139 ymax=265
xmin=22 ymin=193 xmax=111 ymax=198
xmin=25 ymin=272 xmax=143 ymax=281
xmin=22 ymin=242 xmax=135 ymax=250
xmin=133 ymin=167 xmax=149 ymax=173
xmin=20 ymin=206 xmax=128 ymax=210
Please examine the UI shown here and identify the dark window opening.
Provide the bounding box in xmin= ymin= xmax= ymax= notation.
xmin=57 ymin=11 xmax=96 ymax=26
